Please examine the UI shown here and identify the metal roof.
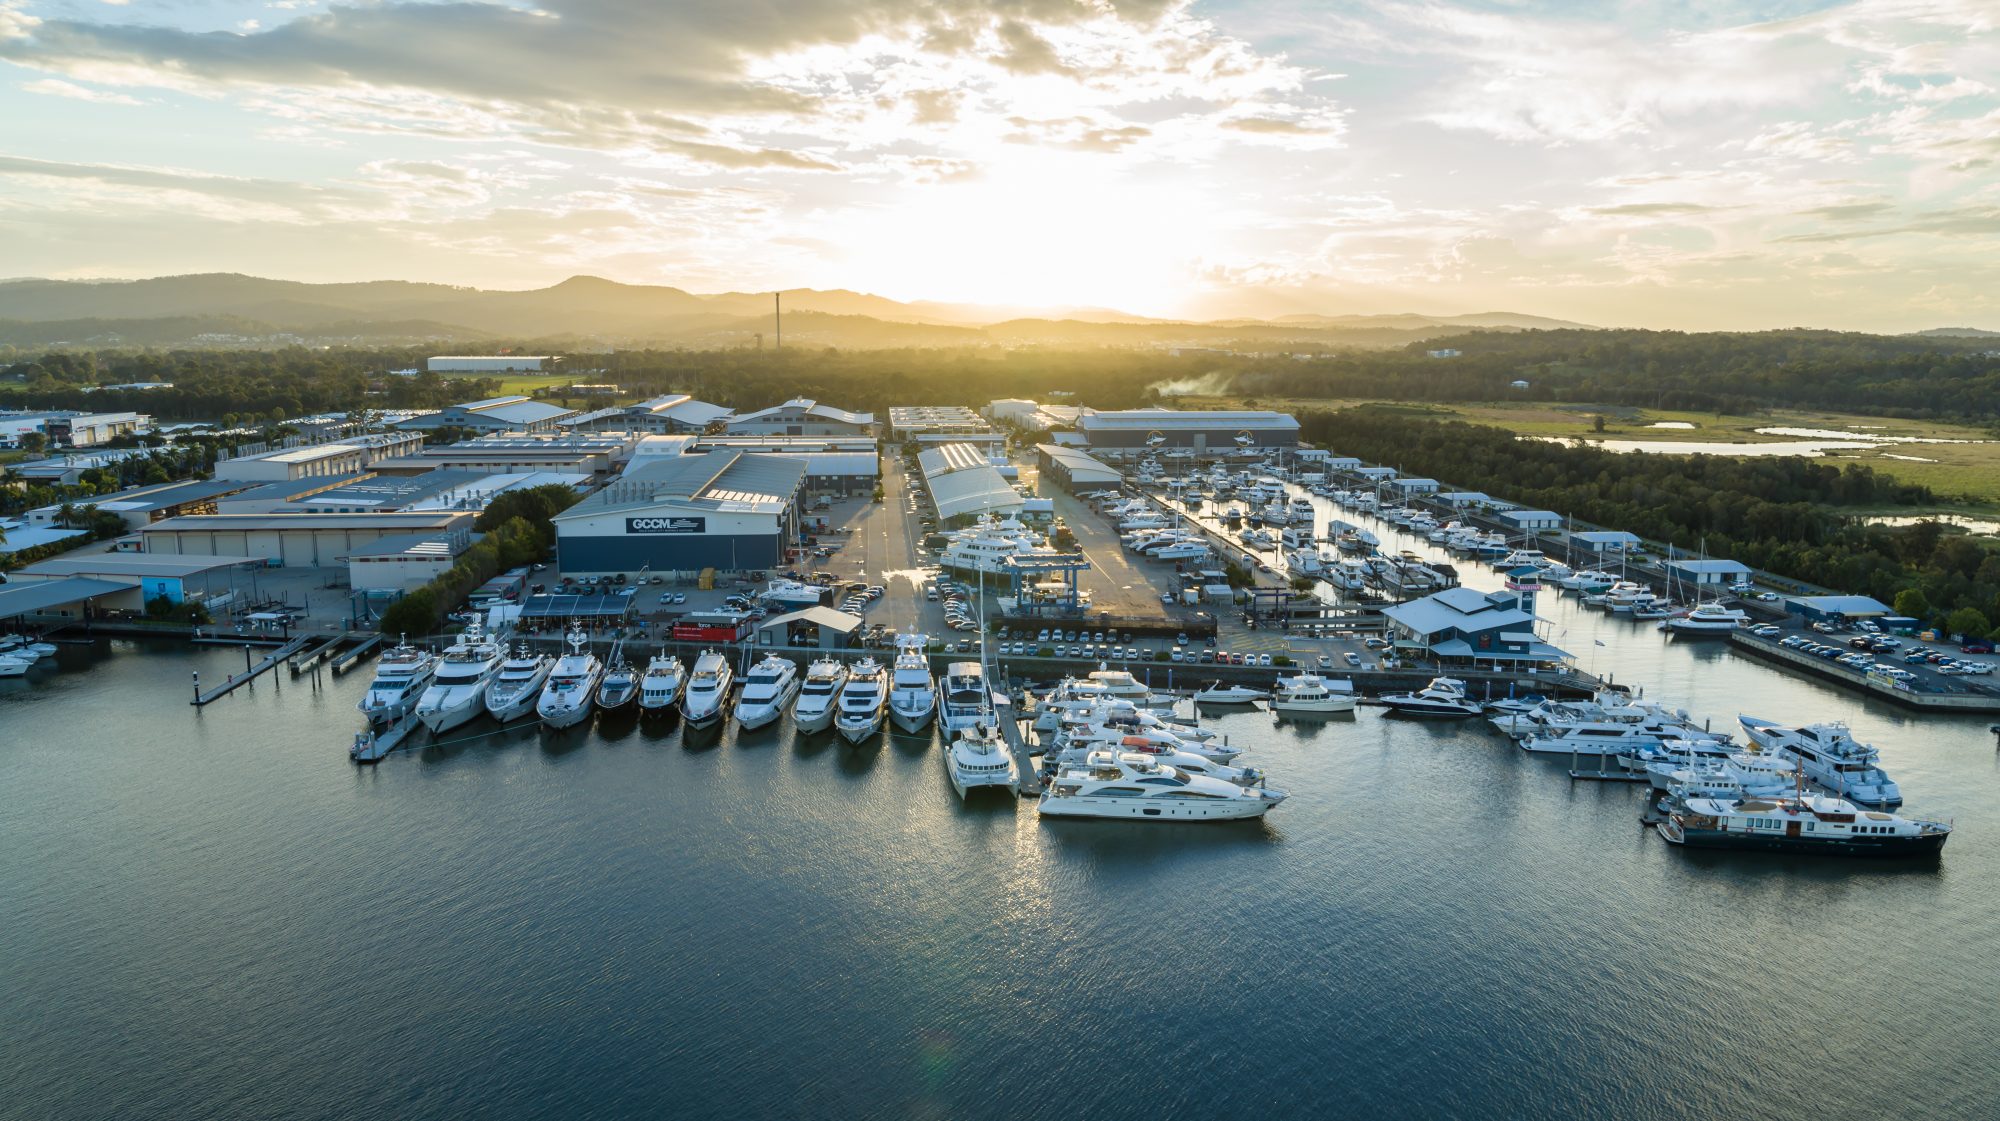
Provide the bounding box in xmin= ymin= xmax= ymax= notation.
xmin=0 ymin=577 xmax=133 ymax=617
xmin=16 ymin=553 xmax=264 ymax=578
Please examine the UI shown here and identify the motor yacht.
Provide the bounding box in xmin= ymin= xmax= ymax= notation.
xmin=1738 ymin=716 xmax=1902 ymax=806
xmin=1192 ymin=682 xmax=1265 ymax=706
xmin=1665 ymin=602 xmax=1749 ymax=635
xmin=1658 ymin=792 xmax=1949 ymax=857
xmin=637 ymin=652 xmax=686 ymax=716
xmin=414 ymin=620 xmax=505 ymax=734
xmin=595 ymin=653 xmax=639 ymax=713
xmin=938 ymin=661 xmax=994 ymax=733
xmin=1038 ymin=750 xmax=1286 ymax=821
xmin=357 ymin=639 xmax=437 ymax=722
xmin=888 ymin=635 xmax=937 ymax=733
xmin=536 ymin=627 xmax=603 ymax=729
xmin=1377 ymin=676 xmax=1483 ymax=718
xmin=945 ymin=722 xmax=1019 ymax=799
xmin=734 ymin=654 xmax=800 ymax=730
xmin=834 ymin=656 xmax=889 ymax=743
xmin=791 ymin=657 xmax=848 ymax=733
xmin=484 ymin=642 xmax=552 ymax=722
xmin=678 ymin=649 xmax=734 ymax=728
xmin=1270 ymin=673 xmax=1356 ymax=715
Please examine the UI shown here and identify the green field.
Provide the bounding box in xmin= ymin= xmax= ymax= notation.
xmin=1188 ymin=395 xmax=2000 ymax=511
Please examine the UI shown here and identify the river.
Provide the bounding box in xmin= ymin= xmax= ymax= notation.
xmin=4 ymin=527 xmax=1998 ymax=1118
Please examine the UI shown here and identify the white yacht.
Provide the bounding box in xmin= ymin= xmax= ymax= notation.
xmin=415 ymin=621 xmax=505 ymax=734
xmin=1377 ymin=676 xmax=1483 ymax=718
xmin=638 ymin=652 xmax=686 ymax=716
xmin=1738 ymin=716 xmax=1902 ymax=806
xmin=1039 ymin=751 xmax=1286 ymax=821
xmin=1665 ymin=602 xmax=1749 ymax=635
xmin=679 ymin=649 xmax=734 ymax=728
xmin=791 ymin=657 xmax=848 ymax=733
xmin=536 ymin=627 xmax=603 ymax=729
xmin=1192 ymin=682 xmax=1265 ymax=706
xmin=945 ymin=722 xmax=1019 ymax=799
xmin=834 ymin=656 xmax=889 ymax=743
xmin=938 ymin=661 xmax=993 ymax=733
xmin=734 ymin=654 xmax=800 ymax=730
xmin=1270 ymin=673 xmax=1356 ymax=715
xmin=484 ymin=642 xmax=552 ymax=723
xmin=357 ymin=640 xmax=437 ymax=721
xmin=887 ymin=636 xmax=937 ymax=733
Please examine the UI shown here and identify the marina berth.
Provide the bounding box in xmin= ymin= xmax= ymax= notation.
xmin=637 ymin=652 xmax=686 ymax=715
xmin=1038 ymin=751 xmax=1286 ymax=821
xmin=790 ymin=657 xmax=848 ymax=733
xmin=484 ymin=642 xmax=553 ymax=723
xmin=678 ymin=649 xmax=734 ymax=729
xmin=1658 ymin=793 xmax=1949 ymax=857
xmin=536 ymin=626 xmax=603 ymax=729
xmin=945 ymin=722 xmax=1019 ymax=799
xmin=734 ymin=654 xmax=800 ymax=730
xmin=415 ymin=620 xmax=505 ymax=734
xmin=834 ymin=657 xmax=889 ymax=743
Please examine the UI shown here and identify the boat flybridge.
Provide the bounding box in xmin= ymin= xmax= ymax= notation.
xmin=835 ymin=656 xmax=889 ymax=743
xmin=888 ymin=635 xmax=937 ymax=733
xmin=536 ymin=625 xmax=603 ymax=729
xmin=945 ymin=722 xmax=1020 ymax=800
xmin=938 ymin=661 xmax=994 ymax=733
xmin=791 ymin=657 xmax=848 ymax=733
xmin=734 ymin=653 xmax=800 ymax=730
xmin=678 ymin=649 xmax=734 ymax=728
xmin=1038 ymin=751 xmax=1286 ymax=821
xmin=358 ymin=638 xmax=438 ymax=722
xmin=638 ymin=651 xmax=686 ymax=716
xmin=485 ymin=642 xmax=553 ymax=723
xmin=415 ymin=620 xmax=505 ymax=734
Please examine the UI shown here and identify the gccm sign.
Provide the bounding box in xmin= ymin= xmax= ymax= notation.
xmin=626 ymin=516 xmax=706 ymax=534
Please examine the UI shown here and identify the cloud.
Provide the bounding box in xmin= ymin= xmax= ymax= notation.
xmin=20 ymin=76 xmax=140 ymax=104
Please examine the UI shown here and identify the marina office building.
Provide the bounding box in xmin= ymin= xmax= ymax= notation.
xmin=551 ymin=450 xmax=807 ymax=578
xmin=1074 ymin=409 xmax=1299 ymax=452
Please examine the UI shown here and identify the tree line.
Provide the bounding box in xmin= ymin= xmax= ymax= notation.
xmin=1299 ymin=408 xmax=2000 ymax=637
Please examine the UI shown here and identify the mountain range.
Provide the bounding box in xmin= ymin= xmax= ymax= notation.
xmin=0 ymin=273 xmax=1594 ymax=350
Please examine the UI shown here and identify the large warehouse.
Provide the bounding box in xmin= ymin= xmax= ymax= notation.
xmin=139 ymin=512 xmax=476 ymax=566
xmin=1075 ymin=409 xmax=1299 ymax=451
xmin=552 ymin=450 xmax=806 ymax=578
xmin=920 ymin=442 xmax=1022 ymax=523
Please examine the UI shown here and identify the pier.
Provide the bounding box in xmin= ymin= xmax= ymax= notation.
xmin=191 ymin=636 xmax=311 ymax=706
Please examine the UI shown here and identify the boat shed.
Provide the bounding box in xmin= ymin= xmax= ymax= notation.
xmin=920 ymin=443 xmax=1023 ymax=522
xmin=754 ymin=606 xmax=861 ymax=649
xmin=1035 ymin=444 xmax=1123 ymax=495
xmin=551 ymin=450 xmax=806 ymax=578
xmin=1498 ymin=510 xmax=1563 ymax=532
xmin=1664 ymin=558 xmax=1753 ymax=585
xmin=1784 ymin=594 xmax=1892 ymax=622
xmin=1379 ymin=586 xmax=1570 ymax=667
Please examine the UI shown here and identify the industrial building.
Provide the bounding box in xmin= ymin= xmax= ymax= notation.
xmin=1074 ymin=409 xmax=1298 ymax=452
xmin=552 ymin=450 xmax=807 ymax=578
xmin=920 ymin=442 xmax=1023 ymax=522
xmin=397 ymin=395 xmax=576 ymax=435
xmin=23 ymin=478 xmax=256 ymax=531
xmin=214 ymin=433 xmax=423 ymax=482
xmin=561 ymin=393 xmax=734 ymax=435
xmin=725 ymin=398 xmax=875 ymax=437
xmin=1035 ymin=444 xmax=1123 ymax=495
xmin=1380 ymin=587 xmax=1570 ymax=667
xmin=139 ymin=512 xmax=476 ymax=567
xmin=0 ymin=410 xmax=146 ymax=448
xmin=427 ymin=356 xmax=554 ymax=373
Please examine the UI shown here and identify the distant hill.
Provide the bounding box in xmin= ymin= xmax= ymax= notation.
xmin=0 ymin=274 xmax=1588 ymax=350
xmin=1909 ymin=327 xmax=2000 ymax=338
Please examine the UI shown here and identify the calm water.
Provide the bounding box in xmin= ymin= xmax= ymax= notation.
xmin=5 ymin=595 xmax=1999 ymax=1117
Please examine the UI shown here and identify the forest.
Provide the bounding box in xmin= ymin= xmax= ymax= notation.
xmin=1300 ymin=409 xmax=2000 ymax=636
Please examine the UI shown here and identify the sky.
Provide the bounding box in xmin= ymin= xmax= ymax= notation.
xmin=0 ymin=0 xmax=1996 ymax=330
